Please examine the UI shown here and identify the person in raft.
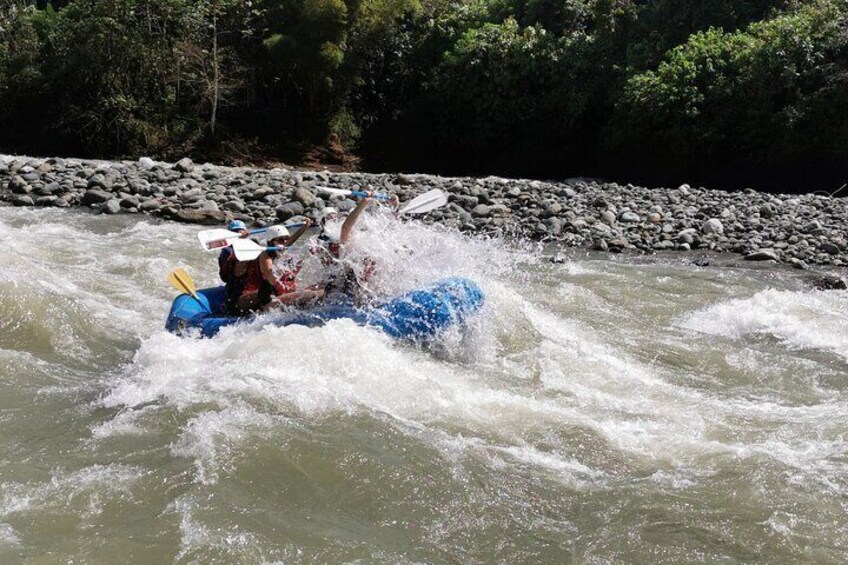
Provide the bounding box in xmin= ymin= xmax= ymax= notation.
xmin=236 ymin=221 xmax=321 ymax=313
xmin=316 ymin=195 xmax=379 ymax=301
xmin=218 ymin=219 xmax=249 ymax=282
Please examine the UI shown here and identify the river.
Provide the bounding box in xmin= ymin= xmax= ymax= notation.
xmin=1 ymin=207 xmax=846 ymax=563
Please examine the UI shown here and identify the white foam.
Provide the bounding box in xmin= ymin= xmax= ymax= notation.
xmin=0 ymin=464 xmax=145 ymax=518
xmin=681 ymin=288 xmax=848 ymax=360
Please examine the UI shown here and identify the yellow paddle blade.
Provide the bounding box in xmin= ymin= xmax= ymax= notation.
xmin=167 ymin=268 xmax=199 ymax=300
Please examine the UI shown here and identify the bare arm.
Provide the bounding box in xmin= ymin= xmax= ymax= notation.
xmin=286 ymin=218 xmax=313 ymax=247
xmin=269 ymin=288 xmax=324 ymax=307
xmin=341 ymin=197 xmax=372 ymax=245
xmin=259 ymin=254 xmax=277 ymax=287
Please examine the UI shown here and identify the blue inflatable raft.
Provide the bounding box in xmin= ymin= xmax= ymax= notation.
xmin=165 ymin=277 xmax=484 ymax=340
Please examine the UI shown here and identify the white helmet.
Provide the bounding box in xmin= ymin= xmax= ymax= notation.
xmin=264 ymin=224 xmax=290 ymax=242
xmin=320 ymin=207 xmax=339 ymax=220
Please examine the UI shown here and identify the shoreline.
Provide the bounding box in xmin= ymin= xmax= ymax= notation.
xmin=1 ymin=154 xmax=847 ymax=270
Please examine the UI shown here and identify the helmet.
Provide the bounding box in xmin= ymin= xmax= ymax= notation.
xmin=319 ymin=207 xmax=339 ymax=220
xmin=264 ymin=224 xmax=290 ymax=242
xmin=228 ymin=219 xmax=247 ymax=231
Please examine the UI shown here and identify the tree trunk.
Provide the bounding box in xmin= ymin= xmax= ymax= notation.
xmin=211 ymin=8 xmax=218 ymax=138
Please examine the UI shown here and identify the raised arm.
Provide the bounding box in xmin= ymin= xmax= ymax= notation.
xmin=340 ymin=197 xmax=373 ymax=245
xmin=286 ymin=218 xmax=313 ymax=247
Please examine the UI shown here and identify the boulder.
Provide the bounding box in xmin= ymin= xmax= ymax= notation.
xmin=174 ymin=157 xmax=195 ymax=173
xmin=173 ymin=209 xmax=226 ymax=225
xmin=81 ymin=189 xmax=114 ymax=205
xmin=701 ymin=218 xmax=724 ymax=235
xmin=744 ymin=249 xmax=780 ymax=261
xmin=293 ymin=186 xmax=317 ymax=207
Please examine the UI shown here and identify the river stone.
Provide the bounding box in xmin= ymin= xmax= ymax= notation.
xmin=120 ymin=196 xmax=140 ymax=208
xmin=744 ymin=249 xmax=780 ymax=261
xmin=181 ymin=188 xmax=204 ymax=203
xmin=173 ymin=209 xmax=226 ymax=224
xmin=252 ymin=186 xmax=276 ymax=200
xmin=675 ymin=228 xmax=695 ymax=243
xmin=396 ymin=173 xmax=414 ymax=185
xmin=224 ymin=200 xmax=246 ymax=212
xmin=8 ymin=176 xmax=30 ymax=194
xmin=600 ymin=210 xmax=616 ymax=224
xmin=38 ymin=182 xmax=60 ymax=195
xmin=139 ymin=199 xmax=163 ymax=212
xmin=139 ymin=157 xmax=155 ymax=169
xmin=472 ymin=204 xmax=491 ymax=218
xmin=789 ymin=258 xmax=808 ymax=270
xmin=811 ymin=274 xmax=847 ymax=290
xmin=10 ymin=194 xmax=34 ymax=206
xmin=87 ymin=173 xmax=113 ymax=190
xmin=293 ymin=187 xmax=316 ymax=207
xmin=701 ymin=218 xmax=724 ymax=235
xmin=803 ymin=220 xmax=824 ymax=235
xmin=81 ymin=189 xmax=113 ymax=205
xmin=174 ymin=157 xmax=195 ymax=173
xmin=198 ymin=200 xmax=219 ymax=211
xmin=103 ymin=199 xmax=122 ymax=214
xmin=819 ymin=242 xmax=840 ymax=255
xmin=276 ymin=201 xmax=304 ymax=220
xmin=619 ymin=211 xmax=640 ymax=223
xmin=608 ymin=238 xmax=628 ymax=250
xmin=34 ymin=195 xmax=59 ymax=206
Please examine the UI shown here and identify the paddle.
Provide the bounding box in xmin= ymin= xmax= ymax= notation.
xmin=167 ymin=267 xmax=200 ymax=300
xmin=316 ymin=186 xmax=392 ymax=202
xmin=318 ymin=186 xmax=446 ymax=215
xmin=198 ymin=223 xmax=304 ymax=251
xmin=398 ymin=189 xmax=447 ymax=215
xmin=230 ymin=238 xmax=283 ymax=261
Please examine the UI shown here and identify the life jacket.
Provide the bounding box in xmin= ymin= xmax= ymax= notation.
xmin=241 ymin=250 xmax=301 ymax=307
xmin=219 ymin=251 xmax=237 ymax=284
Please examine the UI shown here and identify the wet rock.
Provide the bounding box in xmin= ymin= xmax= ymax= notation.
xmin=744 ymin=249 xmax=780 ymax=261
xmin=10 ymin=194 xmax=34 ymax=206
xmin=789 ymin=258 xmax=808 ymax=270
xmin=103 ymin=199 xmax=122 ymax=214
xmin=173 ymin=209 xmax=226 ymax=224
xmin=81 ymin=189 xmax=113 ymax=205
xmin=810 ymin=274 xmax=847 ymax=290
xmin=35 ymin=195 xmax=59 ymax=207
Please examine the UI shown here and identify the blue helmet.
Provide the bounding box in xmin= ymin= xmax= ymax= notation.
xmin=228 ymin=219 xmax=247 ymax=231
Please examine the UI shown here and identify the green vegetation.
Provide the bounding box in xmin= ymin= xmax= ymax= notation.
xmin=0 ymin=0 xmax=845 ymax=189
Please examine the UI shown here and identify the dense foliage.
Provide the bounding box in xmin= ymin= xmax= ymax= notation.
xmin=0 ymin=0 xmax=845 ymax=190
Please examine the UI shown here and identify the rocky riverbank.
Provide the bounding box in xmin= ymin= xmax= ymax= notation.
xmin=2 ymin=154 xmax=847 ymax=268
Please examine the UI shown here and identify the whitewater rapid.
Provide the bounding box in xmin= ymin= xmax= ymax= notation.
xmin=1 ymin=206 xmax=846 ymax=563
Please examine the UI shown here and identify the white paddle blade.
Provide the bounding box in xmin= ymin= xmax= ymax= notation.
xmin=231 ymin=238 xmax=266 ymax=261
xmin=198 ymin=228 xmax=239 ymax=251
xmin=400 ymin=189 xmax=448 ymax=215
xmin=315 ymin=186 xmax=351 ymax=197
